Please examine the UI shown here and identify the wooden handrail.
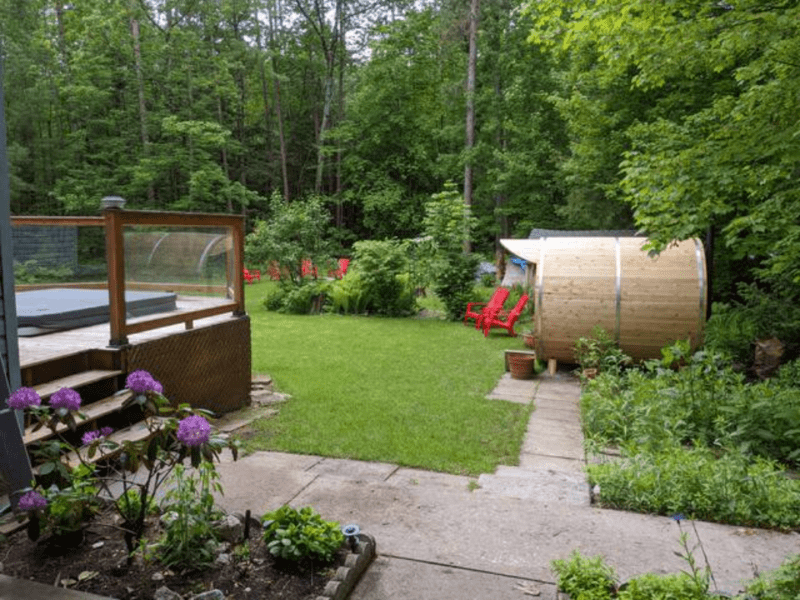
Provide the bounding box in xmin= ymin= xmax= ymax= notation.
xmin=11 ymin=216 xmax=104 ymax=226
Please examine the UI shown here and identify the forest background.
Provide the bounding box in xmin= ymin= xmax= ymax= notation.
xmin=1 ymin=0 xmax=798 ymax=306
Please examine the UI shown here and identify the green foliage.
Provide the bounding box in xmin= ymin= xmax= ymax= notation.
xmin=351 ymin=239 xmax=415 ymax=316
xmin=245 ymin=193 xmax=337 ymax=285
xmin=147 ymin=462 xmax=223 ymax=570
xmin=551 ymin=551 xmax=617 ymax=600
xmin=588 ymin=444 xmax=800 ymax=530
xmin=115 ymin=488 xmax=157 ymax=525
xmin=261 ymin=506 xmax=344 ymax=563
xmin=418 ymin=184 xmax=481 ymax=320
xmin=526 ymin=0 xmax=800 ymax=292
xmin=582 ymin=355 xmax=800 ymax=466
xmin=279 ymin=279 xmax=330 ymax=315
xmin=327 ymin=271 xmax=369 ymax=315
xmin=433 ymin=252 xmax=481 ymax=321
xmin=14 ymin=260 xmax=73 ymax=284
xmin=742 ymin=554 xmax=800 ymax=600
xmin=705 ymin=284 xmax=800 ymax=365
xmin=573 ymin=326 xmax=632 ymax=373
xmin=616 ymin=573 xmax=709 ymax=600
xmin=41 ymin=464 xmax=101 ymax=536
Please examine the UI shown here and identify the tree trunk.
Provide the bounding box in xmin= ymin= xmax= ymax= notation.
xmin=463 ymin=0 xmax=479 ymax=252
xmin=266 ymin=1 xmax=290 ymax=201
xmin=130 ymin=13 xmax=155 ymax=203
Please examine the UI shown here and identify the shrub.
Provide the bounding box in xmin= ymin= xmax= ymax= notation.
xmin=245 ymin=192 xmax=336 ymax=285
xmin=351 ymin=239 xmax=415 ymax=316
xmin=432 ymin=251 xmax=480 ymax=321
xmin=146 ymin=462 xmax=223 ymax=569
xmin=262 ymin=506 xmax=344 ymax=562
xmin=705 ymin=283 xmax=800 ymax=365
xmin=327 ymin=271 xmax=369 ymax=314
xmin=588 ymin=444 xmax=800 ymax=530
xmin=551 ymin=551 xmax=617 ymax=600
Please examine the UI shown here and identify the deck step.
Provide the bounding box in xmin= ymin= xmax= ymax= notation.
xmin=33 ymin=369 xmax=124 ymax=401
xmin=62 ymin=418 xmax=163 ymax=469
xmin=23 ymin=390 xmax=134 ymax=446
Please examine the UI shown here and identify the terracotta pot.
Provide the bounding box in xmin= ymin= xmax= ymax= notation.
xmin=508 ymin=354 xmax=535 ymax=380
xmin=582 ymin=367 xmax=598 ymax=380
xmin=522 ymin=332 xmax=536 ymax=349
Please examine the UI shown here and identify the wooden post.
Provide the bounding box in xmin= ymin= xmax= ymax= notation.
xmin=231 ymin=218 xmax=245 ymax=316
xmin=548 ymin=358 xmax=558 ymax=376
xmin=103 ymin=201 xmax=128 ymax=346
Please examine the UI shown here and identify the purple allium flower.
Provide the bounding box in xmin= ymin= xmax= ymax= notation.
xmin=7 ymin=387 xmax=42 ymax=410
xmin=18 ymin=490 xmax=47 ymax=512
xmin=125 ymin=370 xmax=163 ymax=394
xmin=81 ymin=427 xmax=114 ymax=445
xmin=50 ymin=387 xmax=81 ymax=412
xmin=176 ymin=415 xmax=211 ymax=447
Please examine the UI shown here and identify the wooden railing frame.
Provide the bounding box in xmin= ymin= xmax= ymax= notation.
xmin=11 ymin=210 xmax=246 ymax=347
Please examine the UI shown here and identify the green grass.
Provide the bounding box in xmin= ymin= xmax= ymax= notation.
xmin=241 ymin=282 xmax=533 ymax=475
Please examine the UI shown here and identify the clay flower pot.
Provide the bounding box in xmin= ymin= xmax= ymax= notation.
xmin=508 ymin=353 xmax=535 ymax=380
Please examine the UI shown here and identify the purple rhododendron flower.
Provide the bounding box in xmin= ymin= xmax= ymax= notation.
xmin=126 ymin=370 xmax=163 ymax=394
xmin=50 ymin=387 xmax=81 ymax=411
xmin=176 ymin=415 xmax=211 ymax=447
xmin=81 ymin=426 xmax=114 ymax=445
xmin=18 ymin=490 xmax=47 ymax=512
xmin=7 ymin=387 xmax=41 ymax=410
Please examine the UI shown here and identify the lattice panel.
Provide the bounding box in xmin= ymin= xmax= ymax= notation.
xmin=126 ymin=317 xmax=251 ymax=415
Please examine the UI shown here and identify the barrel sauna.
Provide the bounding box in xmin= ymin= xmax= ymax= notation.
xmin=500 ymin=237 xmax=707 ymax=362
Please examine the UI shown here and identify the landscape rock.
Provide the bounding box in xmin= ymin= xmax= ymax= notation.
xmin=213 ymin=514 xmax=243 ymax=543
xmin=153 ymin=585 xmax=182 ymax=600
xmin=190 ymin=590 xmax=225 ymax=600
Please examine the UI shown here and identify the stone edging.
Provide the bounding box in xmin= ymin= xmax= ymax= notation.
xmin=315 ymin=533 xmax=377 ymax=600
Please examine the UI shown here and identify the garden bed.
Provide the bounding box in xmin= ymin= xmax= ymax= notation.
xmin=0 ymin=506 xmax=374 ymax=600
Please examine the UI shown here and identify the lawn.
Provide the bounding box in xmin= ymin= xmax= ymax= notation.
xmin=241 ymin=282 xmax=534 ymax=476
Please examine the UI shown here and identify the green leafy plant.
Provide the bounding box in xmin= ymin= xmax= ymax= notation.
xmin=115 ymin=487 xmax=157 ymax=524
xmin=741 ymin=553 xmax=800 ymax=599
xmin=144 ymin=461 xmax=224 ymax=570
xmin=588 ymin=444 xmax=800 ymax=530
xmin=351 ymin=239 xmax=415 ymax=316
xmin=41 ymin=464 xmax=102 ymax=537
xmin=573 ymin=326 xmax=632 ymax=374
xmin=551 ymin=550 xmax=617 ymax=600
xmin=261 ymin=506 xmax=344 ymax=563
xmin=245 ymin=192 xmax=337 ymax=285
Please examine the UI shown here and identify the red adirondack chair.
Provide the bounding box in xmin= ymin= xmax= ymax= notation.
xmin=463 ymin=287 xmax=510 ymax=329
xmin=483 ymin=294 xmax=529 ymax=337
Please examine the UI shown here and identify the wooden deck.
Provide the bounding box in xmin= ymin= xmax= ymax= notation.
xmin=18 ymin=295 xmax=238 ymax=367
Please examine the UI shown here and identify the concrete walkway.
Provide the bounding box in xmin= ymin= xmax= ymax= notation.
xmin=3 ymin=369 xmax=797 ymax=599
xmin=211 ymin=369 xmax=799 ymax=599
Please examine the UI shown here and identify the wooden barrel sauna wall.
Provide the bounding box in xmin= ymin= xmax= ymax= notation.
xmin=500 ymin=237 xmax=707 ymax=362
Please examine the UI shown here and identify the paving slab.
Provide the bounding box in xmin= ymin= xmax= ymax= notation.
xmin=521 ymin=430 xmax=585 ymax=460
xmin=532 ymin=396 xmax=580 ymax=414
xmin=531 ymin=404 xmax=582 ymax=430
xmin=307 ymin=457 xmax=398 ymax=481
xmin=517 ymin=453 xmax=585 ymax=474
xmin=386 ymin=467 xmax=476 ymax=492
xmin=527 ymin=416 xmax=584 ymax=436
xmin=215 ymin=451 xmax=322 ymax=515
xmin=486 ymin=373 xmax=537 ymax=403
xmin=349 ymin=556 xmax=559 ymax=600
xmin=476 ymin=468 xmax=590 ymax=506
